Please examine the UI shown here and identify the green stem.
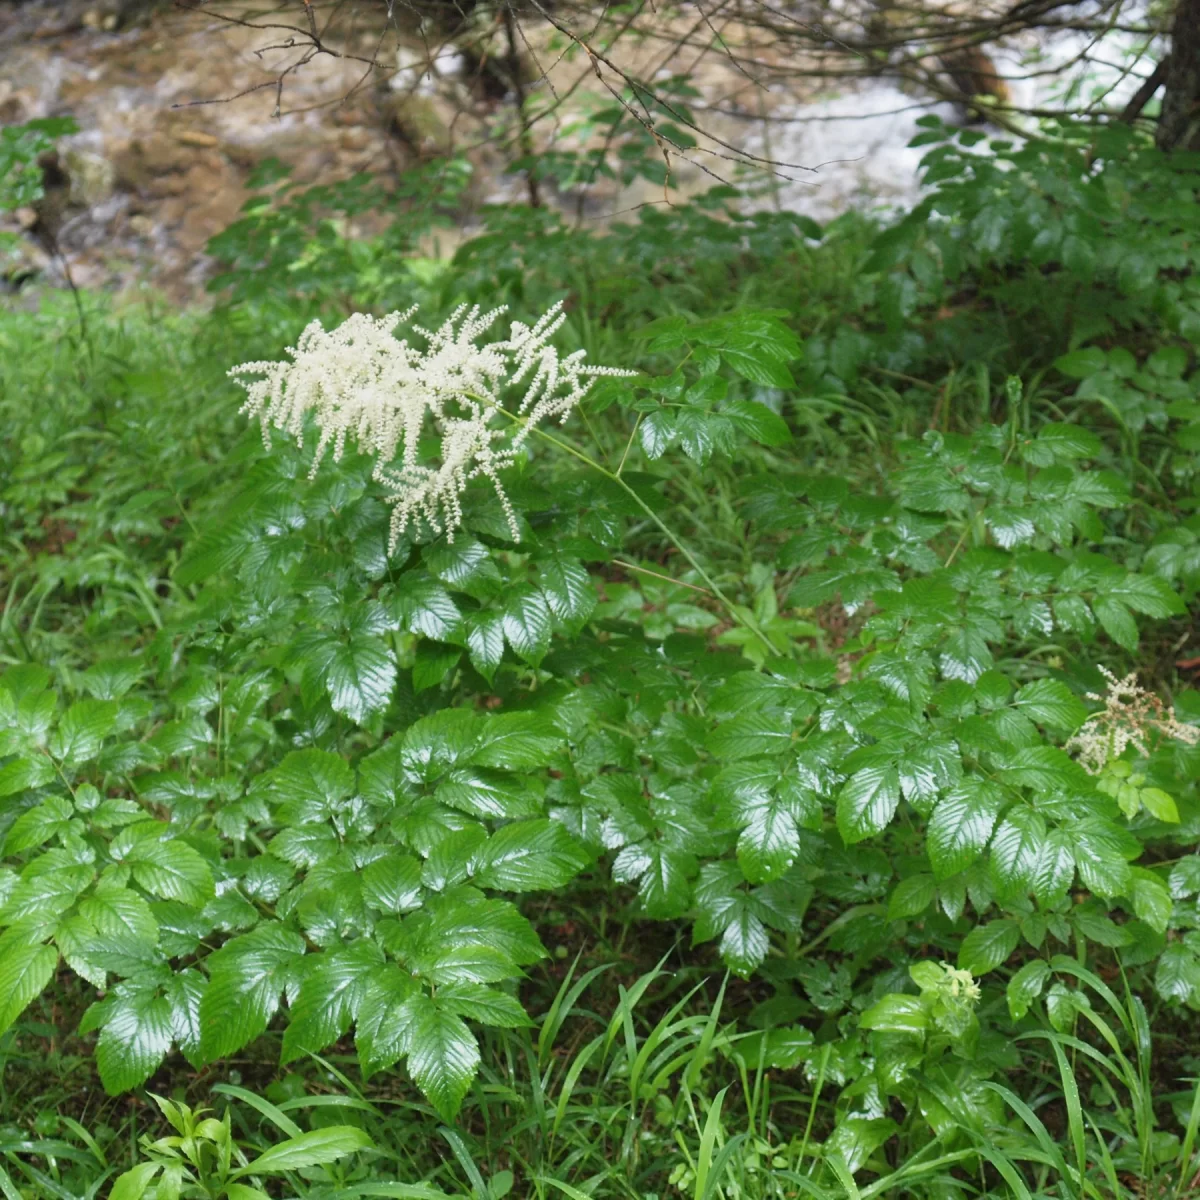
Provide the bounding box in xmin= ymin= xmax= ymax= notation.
xmin=521 ymin=422 xmax=777 ymax=655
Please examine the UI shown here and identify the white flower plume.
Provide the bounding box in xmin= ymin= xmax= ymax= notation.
xmin=230 ymin=302 xmax=633 ymax=548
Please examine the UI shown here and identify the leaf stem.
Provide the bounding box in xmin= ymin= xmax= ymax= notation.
xmin=520 ymin=421 xmax=777 ymax=655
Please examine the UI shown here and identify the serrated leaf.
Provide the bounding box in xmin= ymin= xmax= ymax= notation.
xmin=708 ymin=710 xmax=796 ymax=761
xmin=270 ymin=748 xmax=355 ymax=819
xmin=1007 ymin=960 xmax=1051 ymax=1020
xmin=724 ymin=400 xmax=792 ymax=446
xmin=719 ymin=907 xmax=770 ymax=978
xmin=0 ymin=754 xmax=55 ymax=798
xmin=404 ymin=992 xmax=480 ymax=1121
xmin=1013 ymin=679 xmax=1087 ymax=732
xmin=435 ymin=981 xmax=531 ymax=1027
xmin=281 ymin=940 xmax=383 ymax=1063
xmin=736 ymin=802 xmax=801 ymax=884
xmin=1093 ymin=596 xmax=1139 ymax=650
xmin=502 ymin=587 xmax=552 ymax=666
xmin=470 ymin=713 xmax=561 ymax=770
xmin=199 ymin=924 xmax=306 ymax=1060
xmin=1157 ymin=944 xmax=1200 ymax=1004
xmin=860 ymin=994 xmax=928 ymax=1035
xmin=836 ymin=765 xmax=900 ymax=844
xmin=4 ymin=795 xmax=74 ymax=854
xmin=117 ymin=828 xmax=214 ymax=907
xmin=957 ymin=918 xmax=1020 ymax=974
xmin=537 ymin=555 xmax=596 ymax=630
xmin=464 ymin=612 xmax=506 ymax=682
xmin=356 ymin=966 xmax=421 ymax=1077
xmin=1130 ymin=871 xmax=1173 ymax=934
xmin=1033 ymin=829 xmax=1076 ymax=905
xmin=989 ymin=806 xmax=1046 ymax=899
xmin=888 ymin=873 xmax=936 ymax=919
xmin=1071 ymin=824 xmax=1131 ymax=897
xmin=362 ymin=853 xmax=424 ymax=914
xmin=927 ymin=782 xmax=1001 ymax=880
xmin=48 ymin=699 xmax=118 ymax=765
xmin=0 ymin=933 xmax=57 ymax=1037
xmin=94 ymin=978 xmax=174 ymax=1094
xmin=471 ymin=820 xmax=589 ymax=891
xmin=324 ymin=636 xmax=397 ymax=724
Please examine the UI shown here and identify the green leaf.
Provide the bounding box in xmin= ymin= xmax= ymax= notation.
xmin=471 ymin=820 xmax=590 ymax=891
xmin=1012 ymin=679 xmax=1087 ymax=732
xmin=502 ymin=587 xmax=553 ymax=666
xmin=362 ymin=853 xmax=424 ymax=914
xmin=724 ymin=400 xmax=792 ymax=446
xmin=464 ymin=612 xmax=506 ymax=682
xmin=270 ymin=749 xmax=355 ymax=820
xmin=470 ymin=713 xmax=561 ymax=771
xmin=435 ymin=981 xmax=532 ymax=1027
xmin=436 ymin=769 xmax=542 ymax=820
xmin=1093 ymin=596 xmax=1139 ymax=650
xmin=0 ymin=853 xmax=93 ymax=923
xmin=0 ymin=932 xmax=57 ymax=1037
xmin=888 ymin=873 xmax=936 ymax=919
xmin=47 ymin=699 xmax=118 ymax=766
xmin=109 ymin=1163 xmax=162 ymax=1200
xmin=281 ymin=940 xmax=383 ymax=1063
xmin=325 ymin=636 xmax=397 ymax=724
xmin=356 ymin=965 xmax=421 ymax=1076
xmin=719 ymin=907 xmax=770 ymax=978
xmin=1129 ymin=870 xmax=1173 ymax=935
xmin=4 ymin=795 xmax=74 ymax=853
xmin=837 ymin=765 xmax=901 ymax=844
xmin=708 ymin=711 xmax=795 ymax=761
xmin=199 ymin=924 xmax=307 ymax=1061
xmin=860 ymin=994 xmax=928 ymax=1035
xmin=722 ymin=348 xmax=795 ymax=389
xmin=537 ymin=555 xmax=596 ymax=630
xmin=736 ymin=799 xmax=801 ymax=884
xmin=1033 ymin=829 xmax=1077 ymax=906
xmin=1157 ymin=944 xmax=1200 ymax=1005
xmin=1054 ymin=348 xmax=1107 ymax=380
xmin=1140 ymin=787 xmax=1180 ymax=823
xmin=0 ymin=754 xmax=55 ymax=798
xmin=958 ymin=918 xmax=1020 ymax=974
xmin=94 ymin=977 xmax=175 ymax=1093
xmin=115 ymin=826 xmax=214 ymax=906
xmin=1071 ymin=824 xmax=1131 ymax=897
xmin=80 ymin=883 xmax=159 ymax=945
xmin=393 ymin=576 xmax=463 ymax=641
xmin=236 ymin=1127 xmax=373 ymax=1176
xmin=424 ymin=538 xmax=499 ymax=594
xmin=989 ymin=807 xmax=1047 ymax=900
xmin=1006 ymin=959 xmax=1051 ymax=1020
xmin=927 ymin=782 xmax=1001 ymax=880
xmin=404 ymin=992 xmax=481 ymax=1121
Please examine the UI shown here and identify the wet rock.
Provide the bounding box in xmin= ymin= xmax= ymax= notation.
xmin=63 ymin=148 xmax=116 ymax=206
xmin=383 ymin=94 xmax=458 ymax=157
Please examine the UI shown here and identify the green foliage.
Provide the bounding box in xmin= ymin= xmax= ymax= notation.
xmin=2 ymin=107 xmax=1200 ymax=1200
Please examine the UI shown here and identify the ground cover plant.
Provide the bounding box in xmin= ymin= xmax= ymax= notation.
xmin=1 ymin=114 xmax=1200 ymax=1200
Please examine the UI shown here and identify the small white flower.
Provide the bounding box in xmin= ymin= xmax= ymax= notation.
xmin=1066 ymin=666 xmax=1200 ymax=774
xmin=230 ymin=302 xmax=633 ymax=549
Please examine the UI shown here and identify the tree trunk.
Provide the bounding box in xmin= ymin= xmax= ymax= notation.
xmin=1158 ymin=0 xmax=1200 ymax=149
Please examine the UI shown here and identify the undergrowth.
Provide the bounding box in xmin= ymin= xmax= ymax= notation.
xmin=0 ymin=116 xmax=1199 ymax=1200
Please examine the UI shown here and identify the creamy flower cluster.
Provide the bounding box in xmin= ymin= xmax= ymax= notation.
xmin=1066 ymin=666 xmax=1200 ymax=774
xmin=230 ymin=303 xmax=632 ymax=548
